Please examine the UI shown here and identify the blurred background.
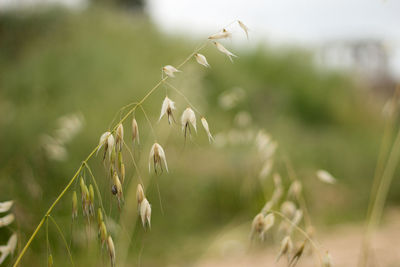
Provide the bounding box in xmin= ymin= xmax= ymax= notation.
xmin=0 ymin=0 xmax=399 ymax=266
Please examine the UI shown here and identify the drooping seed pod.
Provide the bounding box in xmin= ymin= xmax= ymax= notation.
xmin=100 ymin=221 xmax=108 ymax=246
xmin=289 ymin=240 xmax=306 ymax=267
xmin=201 ymin=117 xmax=214 ymax=143
xmin=0 ymin=233 xmax=17 ymax=264
xmin=106 ymin=235 xmax=116 ymax=267
xmin=97 ymin=208 xmax=103 ymax=228
xmin=89 ymin=184 xmax=95 ymax=216
xmin=48 ymin=254 xmax=53 ymax=267
xmin=82 ymin=185 xmax=90 ymax=217
xmin=323 ymin=251 xmax=333 ymax=267
xmin=96 ymin=131 xmax=110 ymax=156
xmin=238 ymin=20 xmax=249 ymax=39
xmin=132 ymin=117 xmax=140 ymax=145
xmin=107 ymin=134 xmax=115 ymax=161
xmin=288 ymin=180 xmax=302 ymax=199
xmin=112 ymin=172 xmax=123 ymax=207
xmin=181 ymin=108 xmax=197 ymax=139
xmin=115 ymin=123 xmax=124 ymax=151
xmin=140 ymin=198 xmax=151 ymax=229
xmin=72 ymin=191 xmax=78 ymax=219
xmin=194 ymin=53 xmax=210 ymax=68
xmin=162 ymin=65 xmax=181 ymax=77
xmin=280 ymin=201 xmax=296 ymax=219
xmin=316 ymin=170 xmax=337 ymax=184
xmin=213 ymin=41 xmax=237 ymax=62
xmin=276 ymin=235 xmax=293 ymax=263
xmin=120 ymin=163 xmax=125 ymax=184
xmin=0 ymin=214 xmax=14 ymax=227
xmin=110 ymin=146 xmax=116 ymax=166
xmin=159 ymin=96 xmax=176 ymax=124
xmin=136 ymin=183 xmax=145 ymax=211
xmin=0 ymin=201 xmax=13 ymax=213
xmin=208 ymin=28 xmax=232 ymax=40
xmin=250 ymin=213 xmax=275 ymax=241
xmin=148 ymin=143 xmax=168 ymax=173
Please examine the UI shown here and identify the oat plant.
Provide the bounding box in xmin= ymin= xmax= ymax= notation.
xmin=12 ymin=20 xmax=250 ymax=267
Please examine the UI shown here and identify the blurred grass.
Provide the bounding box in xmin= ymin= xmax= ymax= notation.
xmin=0 ymin=5 xmax=398 ymax=266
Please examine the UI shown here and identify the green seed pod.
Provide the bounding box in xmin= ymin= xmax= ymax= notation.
xmin=89 ymin=184 xmax=95 ymax=204
xmin=72 ymin=191 xmax=78 ymax=219
xmin=120 ymin=163 xmax=125 ymax=184
xmin=79 ymin=176 xmax=85 ymax=193
xmin=97 ymin=208 xmax=103 ymax=227
xmin=100 ymin=221 xmax=107 ymax=245
xmin=111 ymin=147 xmax=116 ymax=165
xmin=48 ymin=254 xmax=53 ymax=267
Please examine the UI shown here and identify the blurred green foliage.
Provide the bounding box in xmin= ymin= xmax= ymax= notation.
xmin=0 ymin=5 xmax=398 ymax=266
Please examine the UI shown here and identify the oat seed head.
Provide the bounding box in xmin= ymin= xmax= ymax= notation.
xmin=316 ymin=170 xmax=337 ymax=184
xmin=201 ymin=117 xmax=214 ymax=143
xmin=181 ymin=107 xmax=197 ymax=133
xmin=149 ymin=143 xmax=169 ymax=173
xmin=213 ymin=41 xmax=237 ymax=62
xmin=208 ymin=29 xmax=232 ymax=40
xmin=0 ymin=201 xmax=13 ymax=213
xmin=131 ymin=118 xmax=140 ymax=144
xmin=162 ymin=65 xmax=181 ymax=77
xmin=106 ymin=235 xmax=116 ymax=267
xmin=194 ymin=53 xmax=210 ymax=68
xmin=238 ymin=20 xmax=249 ymax=39
xmin=0 ymin=214 xmax=14 ymax=227
xmin=159 ymin=96 xmax=176 ymax=124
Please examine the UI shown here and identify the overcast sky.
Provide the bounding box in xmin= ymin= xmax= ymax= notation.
xmin=146 ymin=0 xmax=400 ymax=78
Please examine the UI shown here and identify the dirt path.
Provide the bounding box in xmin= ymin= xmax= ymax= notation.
xmin=194 ymin=209 xmax=400 ymax=267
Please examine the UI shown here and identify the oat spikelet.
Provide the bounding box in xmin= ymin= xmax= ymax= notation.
xmin=213 ymin=41 xmax=237 ymax=62
xmin=136 ymin=183 xmax=145 ymax=210
xmin=132 ymin=118 xmax=140 ymax=144
xmin=149 ymin=143 xmax=168 ymax=173
xmin=323 ymin=251 xmax=333 ymax=267
xmin=112 ymin=172 xmax=123 ymax=206
xmin=288 ymin=180 xmax=302 ymax=199
xmin=97 ymin=131 xmax=110 ymax=155
xmin=251 ymin=213 xmax=275 ymax=241
xmin=276 ymin=235 xmax=293 ymax=262
xmin=0 ymin=233 xmax=17 ymax=264
xmin=107 ymin=134 xmax=115 ymax=161
xmin=0 ymin=201 xmax=13 ymax=213
xmin=181 ymin=107 xmax=197 ymax=138
xmin=280 ymin=201 xmax=296 ymax=219
xmin=238 ymin=20 xmax=249 ymax=39
xmin=159 ymin=96 xmax=176 ymax=124
xmin=72 ymin=191 xmax=78 ymax=219
xmin=194 ymin=53 xmax=210 ymax=68
xmin=100 ymin=222 xmax=107 ymax=246
xmin=140 ymin=198 xmax=151 ymax=229
xmin=106 ymin=235 xmax=116 ymax=267
xmin=163 ymin=65 xmax=181 ymax=77
xmin=289 ymin=240 xmax=306 ymax=267
xmin=97 ymin=208 xmax=103 ymax=228
xmin=316 ymin=170 xmax=337 ymax=184
xmin=89 ymin=184 xmax=95 ymax=215
xmin=115 ymin=123 xmax=124 ymax=151
xmin=208 ymin=28 xmax=232 ymax=40
xmin=47 ymin=254 xmax=53 ymax=267
xmin=201 ymin=117 xmax=214 ymax=143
